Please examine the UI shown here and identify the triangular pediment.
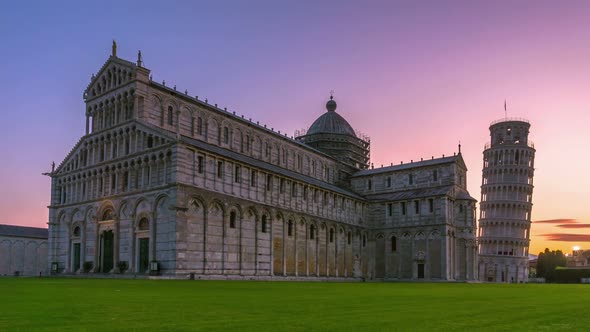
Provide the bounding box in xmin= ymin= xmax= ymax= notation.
xmin=84 ymin=56 xmax=139 ymax=100
xmin=455 ymin=153 xmax=468 ymax=171
xmin=53 ymin=120 xmax=176 ymax=176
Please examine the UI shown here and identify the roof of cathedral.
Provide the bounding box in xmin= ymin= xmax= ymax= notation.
xmin=148 ymin=81 xmax=343 ymax=163
xmin=364 ymin=185 xmax=476 ymax=202
xmin=0 ymin=224 xmax=48 ymax=239
xmin=178 ymin=132 xmax=366 ymax=200
xmin=306 ymin=97 xmax=357 ymax=137
xmin=352 ymin=155 xmax=464 ymax=177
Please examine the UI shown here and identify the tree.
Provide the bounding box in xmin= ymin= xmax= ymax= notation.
xmin=536 ymin=248 xmax=567 ymax=279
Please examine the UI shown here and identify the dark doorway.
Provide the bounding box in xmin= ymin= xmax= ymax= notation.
xmin=138 ymin=238 xmax=149 ymax=273
xmin=101 ymin=230 xmax=114 ymax=273
xmin=73 ymin=243 xmax=81 ymax=272
xmin=417 ymin=263 xmax=425 ymax=279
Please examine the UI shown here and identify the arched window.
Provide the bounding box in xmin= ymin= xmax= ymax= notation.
xmin=261 ymin=215 xmax=267 ymax=233
xmin=223 ymin=127 xmax=229 ymax=144
xmin=391 ymin=236 xmax=397 ymax=252
xmin=287 ymin=220 xmax=293 ymax=237
xmin=102 ymin=208 xmax=114 ymax=221
xmin=138 ymin=218 xmax=149 ymax=231
xmin=329 ymin=228 xmax=334 ymax=243
xmin=167 ymin=106 xmax=173 ymax=125
xmin=73 ymin=226 xmax=81 ymax=237
xmin=309 ymin=224 xmax=315 ymax=240
xmin=230 ymin=211 xmax=236 ymax=229
xmin=362 ymin=234 xmax=367 ymax=247
xmin=347 ymin=231 xmax=352 ymax=245
xmin=197 ymin=117 xmax=203 ymax=135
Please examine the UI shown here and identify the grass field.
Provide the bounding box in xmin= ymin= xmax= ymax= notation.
xmin=0 ymin=278 xmax=588 ymax=331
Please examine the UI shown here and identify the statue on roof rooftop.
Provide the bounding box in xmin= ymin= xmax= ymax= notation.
xmin=112 ymin=40 xmax=117 ymax=57
xmin=137 ymin=50 xmax=143 ymax=67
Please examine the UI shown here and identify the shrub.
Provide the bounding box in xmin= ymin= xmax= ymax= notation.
xmin=117 ymin=261 xmax=128 ymax=274
xmin=547 ymin=268 xmax=590 ymax=283
xmin=83 ymin=261 xmax=93 ymax=273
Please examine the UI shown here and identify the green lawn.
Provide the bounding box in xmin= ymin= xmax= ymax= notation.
xmin=0 ymin=278 xmax=587 ymax=331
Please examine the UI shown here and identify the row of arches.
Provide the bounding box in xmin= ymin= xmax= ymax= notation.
xmin=89 ymin=64 xmax=134 ymax=98
xmin=483 ymin=147 xmax=534 ymax=168
xmin=55 ymin=150 xmax=172 ymax=205
xmin=478 ymin=221 xmax=530 ymax=240
xmin=482 ymin=167 xmax=534 ymax=186
xmin=478 ymin=259 xmax=529 ymax=283
xmin=184 ymin=197 xmax=369 ymax=277
xmin=55 ymin=194 xmax=169 ymax=274
xmin=480 ymin=202 xmax=532 ymax=220
xmin=185 ymin=148 xmax=366 ymax=225
xmin=58 ymin=123 xmax=170 ymax=174
xmin=87 ymin=89 xmax=135 ymax=133
xmin=478 ymin=238 xmax=529 ymax=257
xmin=481 ymin=184 xmax=533 ymax=203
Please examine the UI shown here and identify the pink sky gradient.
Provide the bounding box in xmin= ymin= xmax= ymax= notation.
xmin=1 ymin=1 xmax=589 ymax=255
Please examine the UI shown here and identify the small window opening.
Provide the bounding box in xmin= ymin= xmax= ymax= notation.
xmin=230 ymin=211 xmax=236 ymax=228
xmin=261 ymin=215 xmax=267 ymax=233
xmin=167 ymin=106 xmax=173 ymax=125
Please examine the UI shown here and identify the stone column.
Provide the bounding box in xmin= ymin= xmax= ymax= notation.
xmin=282 ymin=219 xmax=286 ymax=276
xmin=149 ymin=212 xmax=157 ymax=264
xmin=203 ymin=209 xmax=208 ymax=274
xmin=64 ymin=221 xmax=71 ymax=273
xmin=268 ymin=215 xmax=273 ymax=276
xmin=305 ymin=223 xmax=309 ymax=277
xmin=112 ymin=217 xmax=120 ymax=273
xmin=294 ymin=222 xmax=298 ymax=277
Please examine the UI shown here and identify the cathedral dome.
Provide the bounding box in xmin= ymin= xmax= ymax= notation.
xmin=306 ymin=97 xmax=357 ymax=137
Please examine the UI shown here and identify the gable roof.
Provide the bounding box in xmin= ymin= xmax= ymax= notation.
xmin=0 ymin=224 xmax=48 ymax=239
xmin=352 ymin=154 xmax=465 ymax=177
xmin=84 ymin=56 xmax=139 ymax=98
xmin=362 ymin=185 xmax=477 ymax=202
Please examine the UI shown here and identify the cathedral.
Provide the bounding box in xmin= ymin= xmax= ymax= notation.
xmin=47 ymin=44 xmax=478 ymax=281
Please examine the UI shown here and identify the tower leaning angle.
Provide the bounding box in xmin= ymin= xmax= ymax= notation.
xmin=477 ymin=118 xmax=535 ymax=282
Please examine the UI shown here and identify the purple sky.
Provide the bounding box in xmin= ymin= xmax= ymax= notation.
xmin=2 ymin=0 xmax=590 ymax=254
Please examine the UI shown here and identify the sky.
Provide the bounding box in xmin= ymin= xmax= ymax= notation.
xmin=1 ymin=0 xmax=589 ymax=255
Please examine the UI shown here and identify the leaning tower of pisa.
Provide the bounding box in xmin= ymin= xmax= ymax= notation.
xmin=477 ymin=118 xmax=536 ymax=282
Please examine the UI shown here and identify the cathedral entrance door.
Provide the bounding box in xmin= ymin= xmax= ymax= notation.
xmin=417 ymin=263 xmax=425 ymax=279
xmin=138 ymin=238 xmax=149 ymax=273
xmin=101 ymin=230 xmax=114 ymax=273
xmin=73 ymin=243 xmax=81 ymax=272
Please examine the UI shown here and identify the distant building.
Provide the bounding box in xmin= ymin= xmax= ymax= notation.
xmin=566 ymin=249 xmax=590 ymax=268
xmin=477 ymin=118 xmax=536 ymax=282
xmin=0 ymin=224 xmax=48 ymax=276
xmin=47 ymin=44 xmax=477 ymax=280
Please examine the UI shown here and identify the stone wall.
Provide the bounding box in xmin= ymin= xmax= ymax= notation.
xmin=0 ymin=235 xmax=48 ymax=276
